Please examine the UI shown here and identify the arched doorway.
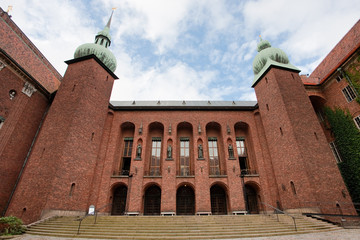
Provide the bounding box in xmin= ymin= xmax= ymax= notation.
xmin=144 ymin=185 xmax=161 ymax=215
xmin=245 ymin=184 xmax=259 ymax=214
xmin=176 ymin=185 xmax=195 ymax=215
xmin=210 ymin=185 xmax=227 ymax=215
xmin=111 ymin=185 xmax=127 ymax=215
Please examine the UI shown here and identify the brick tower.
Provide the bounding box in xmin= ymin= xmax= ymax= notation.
xmin=251 ymin=39 xmax=355 ymax=214
xmin=6 ymin=12 xmax=118 ymax=223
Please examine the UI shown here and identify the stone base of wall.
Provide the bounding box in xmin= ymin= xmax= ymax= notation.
xmin=41 ymin=209 xmax=86 ymax=220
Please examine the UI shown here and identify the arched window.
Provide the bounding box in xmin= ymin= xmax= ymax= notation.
xmin=290 ymin=181 xmax=297 ymax=195
xmin=69 ymin=183 xmax=75 ymax=196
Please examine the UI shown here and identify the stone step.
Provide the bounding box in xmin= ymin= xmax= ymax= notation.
xmin=26 ymin=215 xmax=341 ymax=239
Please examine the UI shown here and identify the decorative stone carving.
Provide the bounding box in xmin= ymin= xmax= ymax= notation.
xmin=136 ymin=144 xmax=142 ymax=159
xmin=228 ymin=144 xmax=235 ymax=159
xmin=198 ymin=144 xmax=204 ymax=159
xmin=22 ymin=82 xmax=37 ymax=97
xmin=167 ymin=145 xmax=172 ymax=159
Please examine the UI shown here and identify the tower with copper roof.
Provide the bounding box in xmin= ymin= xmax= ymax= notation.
xmin=6 ymin=12 xmax=119 ymax=223
xmin=251 ymin=39 xmax=355 ymax=214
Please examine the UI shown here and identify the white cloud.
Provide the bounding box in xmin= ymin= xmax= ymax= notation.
xmin=242 ymin=0 xmax=360 ymax=68
xmin=111 ymin=60 xmax=218 ymax=100
xmin=2 ymin=0 xmax=359 ymax=102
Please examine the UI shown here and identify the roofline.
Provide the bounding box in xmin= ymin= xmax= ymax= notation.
xmin=0 ymin=8 xmax=63 ymax=81
xmin=318 ymin=42 xmax=360 ymax=85
xmin=0 ymin=48 xmax=51 ymax=98
xmin=109 ymin=102 xmax=259 ymax=111
xmin=65 ymin=54 xmax=119 ymax=79
xmin=252 ymin=64 xmax=301 ymax=88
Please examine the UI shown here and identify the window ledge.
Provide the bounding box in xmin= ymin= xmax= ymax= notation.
xmin=176 ymin=175 xmax=195 ymax=178
xmin=111 ymin=175 xmax=129 ymax=178
xmin=243 ymin=174 xmax=260 ymax=177
xmin=209 ymin=175 xmax=227 ymax=178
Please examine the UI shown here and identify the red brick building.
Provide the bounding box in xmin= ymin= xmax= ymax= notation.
xmin=1 ymin=8 xmax=359 ymax=224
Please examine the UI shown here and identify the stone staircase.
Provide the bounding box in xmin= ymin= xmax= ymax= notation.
xmin=26 ymin=214 xmax=340 ymax=239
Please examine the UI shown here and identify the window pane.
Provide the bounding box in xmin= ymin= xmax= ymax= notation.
xmin=180 ymin=140 xmax=191 ymax=176
xmin=208 ymin=140 xmax=220 ymax=175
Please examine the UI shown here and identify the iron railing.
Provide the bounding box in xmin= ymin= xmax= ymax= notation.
xmin=176 ymin=170 xmax=195 ymax=177
xmin=77 ymin=203 xmax=112 ymax=235
xmin=144 ymin=170 xmax=162 ymax=177
xmin=209 ymin=169 xmax=227 ymax=176
xmin=240 ymin=169 xmax=258 ymax=175
xmin=261 ymin=202 xmax=297 ymax=231
xmin=297 ymin=201 xmax=360 ymax=227
xmin=113 ymin=170 xmax=130 ymax=176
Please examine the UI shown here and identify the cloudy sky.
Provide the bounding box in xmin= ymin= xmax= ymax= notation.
xmin=1 ymin=0 xmax=359 ymax=101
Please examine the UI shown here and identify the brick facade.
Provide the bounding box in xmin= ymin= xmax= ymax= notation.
xmin=1 ymin=8 xmax=359 ymax=224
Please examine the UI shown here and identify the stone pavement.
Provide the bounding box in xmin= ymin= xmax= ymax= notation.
xmin=10 ymin=228 xmax=360 ymax=240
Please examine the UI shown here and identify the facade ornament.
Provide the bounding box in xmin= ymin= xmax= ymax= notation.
xmin=168 ymin=124 xmax=172 ymax=135
xmin=0 ymin=60 xmax=6 ymax=71
xmin=136 ymin=144 xmax=142 ymax=159
xmin=22 ymin=82 xmax=37 ymax=97
xmin=139 ymin=123 xmax=143 ymax=135
xmin=227 ymin=124 xmax=231 ymax=134
xmin=228 ymin=144 xmax=235 ymax=159
xmin=167 ymin=145 xmax=172 ymax=159
xmin=9 ymin=90 xmax=16 ymax=100
xmin=198 ymin=144 xmax=204 ymax=159
xmin=198 ymin=123 xmax=201 ymax=134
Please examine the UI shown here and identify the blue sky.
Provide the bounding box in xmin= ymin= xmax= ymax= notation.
xmin=1 ymin=0 xmax=360 ymax=101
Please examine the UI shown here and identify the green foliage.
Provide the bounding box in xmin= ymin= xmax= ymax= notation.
xmin=0 ymin=216 xmax=26 ymax=235
xmin=345 ymin=57 xmax=360 ymax=103
xmin=324 ymin=107 xmax=360 ymax=205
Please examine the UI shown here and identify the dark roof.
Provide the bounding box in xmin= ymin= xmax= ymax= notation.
xmin=110 ymin=100 xmax=258 ymax=110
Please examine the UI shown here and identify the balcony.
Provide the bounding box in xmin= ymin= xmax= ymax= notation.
xmin=209 ymin=169 xmax=227 ymax=177
xmin=240 ymin=169 xmax=258 ymax=176
xmin=176 ymin=169 xmax=195 ymax=177
xmin=112 ymin=170 xmax=130 ymax=176
xmin=144 ymin=169 xmax=162 ymax=177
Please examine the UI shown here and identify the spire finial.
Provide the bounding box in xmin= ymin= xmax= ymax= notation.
xmin=106 ymin=8 xmax=116 ymax=29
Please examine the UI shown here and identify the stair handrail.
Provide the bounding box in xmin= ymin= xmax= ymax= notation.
xmin=94 ymin=203 xmax=113 ymax=224
xmin=77 ymin=203 xmax=113 ymax=235
xmin=261 ymin=202 xmax=297 ymax=231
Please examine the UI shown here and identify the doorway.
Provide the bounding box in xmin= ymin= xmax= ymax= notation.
xmin=245 ymin=184 xmax=259 ymax=214
xmin=111 ymin=185 xmax=127 ymax=215
xmin=210 ymin=185 xmax=227 ymax=215
xmin=176 ymin=185 xmax=195 ymax=215
xmin=144 ymin=185 xmax=161 ymax=215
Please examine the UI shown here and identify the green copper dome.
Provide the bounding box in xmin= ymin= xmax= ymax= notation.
xmin=74 ymin=11 xmax=117 ymax=72
xmin=252 ymin=39 xmax=299 ymax=87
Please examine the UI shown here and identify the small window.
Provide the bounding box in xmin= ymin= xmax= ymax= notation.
xmin=329 ymin=142 xmax=342 ymax=163
xmin=290 ymin=181 xmax=297 ymax=195
xmin=342 ymin=85 xmax=357 ymax=102
xmin=336 ymin=73 xmax=344 ymax=82
xmin=69 ymin=183 xmax=75 ymax=196
xmin=0 ymin=116 xmax=5 ymax=129
xmin=354 ymin=115 xmax=360 ymax=130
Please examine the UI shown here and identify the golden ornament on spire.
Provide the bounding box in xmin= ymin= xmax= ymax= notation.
xmin=7 ymin=6 xmax=13 ymax=13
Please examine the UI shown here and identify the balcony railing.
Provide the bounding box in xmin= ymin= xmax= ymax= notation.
xmin=176 ymin=170 xmax=195 ymax=177
xmin=209 ymin=169 xmax=227 ymax=176
xmin=144 ymin=170 xmax=162 ymax=177
xmin=240 ymin=169 xmax=258 ymax=176
xmin=113 ymin=170 xmax=130 ymax=176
